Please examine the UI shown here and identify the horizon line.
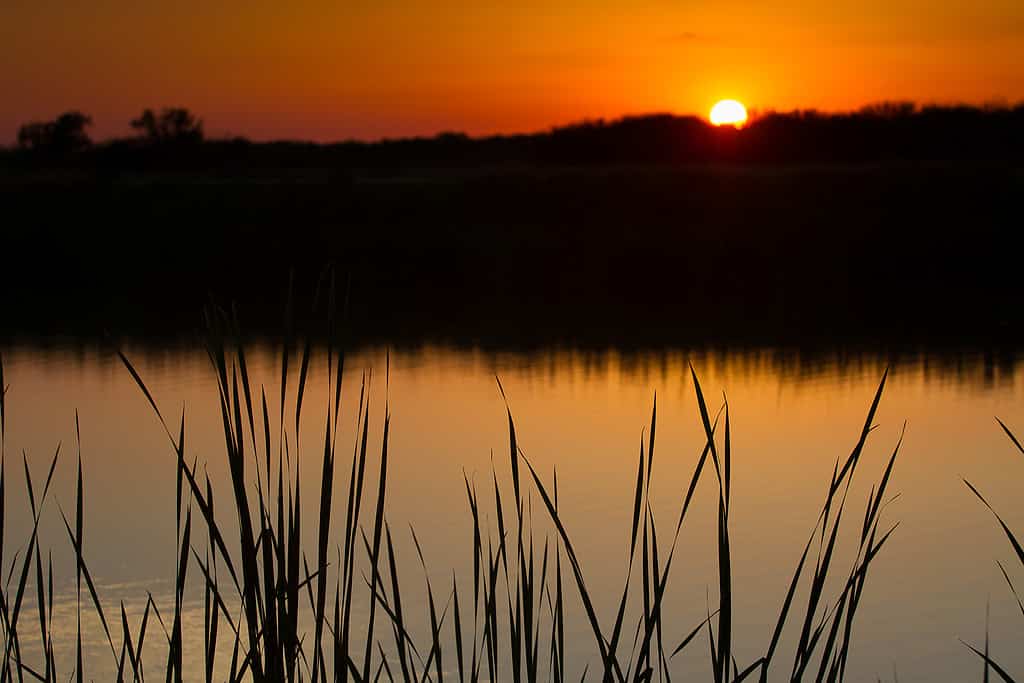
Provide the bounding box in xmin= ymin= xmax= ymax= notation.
xmin=6 ymin=98 xmax=1024 ymax=149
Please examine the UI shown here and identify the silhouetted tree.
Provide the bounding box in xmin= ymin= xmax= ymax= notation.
xmin=858 ymin=101 xmax=917 ymax=118
xmin=17 ymin=111 xmax=93 ymax=153
xmin=131 ymin=107 xmax=204 ymax=143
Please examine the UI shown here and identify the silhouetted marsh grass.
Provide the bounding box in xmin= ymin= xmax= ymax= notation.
xmin=0 ymin=300 xmax=913 ymax=682
xmin=962 ymin=418 xmax=1024 ymax=682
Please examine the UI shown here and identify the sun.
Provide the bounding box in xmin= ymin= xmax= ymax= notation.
xmin=709 ymin=99 xmax=748 ymax=127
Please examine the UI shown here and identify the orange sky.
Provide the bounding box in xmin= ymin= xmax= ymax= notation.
xmin=2 ymin=0 xmax=1022 ymax=143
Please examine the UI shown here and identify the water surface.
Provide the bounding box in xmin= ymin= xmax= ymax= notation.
xmin=2 ymin=343 xmax=1022 ymax=681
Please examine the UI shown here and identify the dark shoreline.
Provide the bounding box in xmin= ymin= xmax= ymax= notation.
xmin=3 ymin=154 xmax=1022 ymax=357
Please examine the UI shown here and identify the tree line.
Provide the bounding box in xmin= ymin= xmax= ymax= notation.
xmin=16 ymin=107 xmax=203 ymax=154
xmin=8 ymin=101 xmax=1024 ymax=166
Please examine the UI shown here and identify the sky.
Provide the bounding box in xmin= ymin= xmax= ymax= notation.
xmin=2 ymin=0 xmax=1023 ymax=143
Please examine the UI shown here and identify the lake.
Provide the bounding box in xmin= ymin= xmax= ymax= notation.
xmin=1 ymin=341 xmax=1022 ymax=681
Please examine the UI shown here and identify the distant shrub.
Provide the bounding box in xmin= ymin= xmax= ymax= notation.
xmin=131 ymin=107 xmax=204 ymax=143
xmin=16 ymin=111 xmax=93 ymax=154
xmin=858 ymin=101 xmax=917 ymax=118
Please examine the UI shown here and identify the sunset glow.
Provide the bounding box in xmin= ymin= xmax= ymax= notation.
xmin=2 ymin=1 xmax=1023 ymax=141
xmin=710 ymin=100 xmax=748 ymax=127
xmin=4 ymin=0 xmax=1024 ymax=678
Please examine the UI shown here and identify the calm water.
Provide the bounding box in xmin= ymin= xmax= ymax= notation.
xmin=2 ymin=343 xmax=1023 ymax=681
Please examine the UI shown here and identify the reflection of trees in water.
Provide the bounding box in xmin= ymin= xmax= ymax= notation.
xmin=3 ymin=340 xmax=1019 ymax=392
xmin=460 ymin=345 xmax=1023 ymax=391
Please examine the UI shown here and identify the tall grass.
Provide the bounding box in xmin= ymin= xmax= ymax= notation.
xmin=962 ymin=419 xmax=1024 ymax=682
xmin=0 ymin=297 xmax=909 ymax=682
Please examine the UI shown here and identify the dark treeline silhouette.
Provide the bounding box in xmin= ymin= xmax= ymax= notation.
xmin=1 ymin=102 xmax=1023 ymax=351
xmin=3 ymin=102 xmax=1024 ymax=170
xmin=15 ymin=111 xmax=93 ymax=157
xmin=10 ymin=107 xmax=203 ymax=167
xmin=130 ymin=107 xmax=204 ymax=144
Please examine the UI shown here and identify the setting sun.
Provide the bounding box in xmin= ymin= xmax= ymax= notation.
xmin=710 ymin=99 xmax=748 ymax=127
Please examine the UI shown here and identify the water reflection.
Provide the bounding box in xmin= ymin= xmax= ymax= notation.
xmin=5 ymin=340 xmax=1022 ymax=390
xmin=1 ymin=341 xmax=1022 ymax=682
